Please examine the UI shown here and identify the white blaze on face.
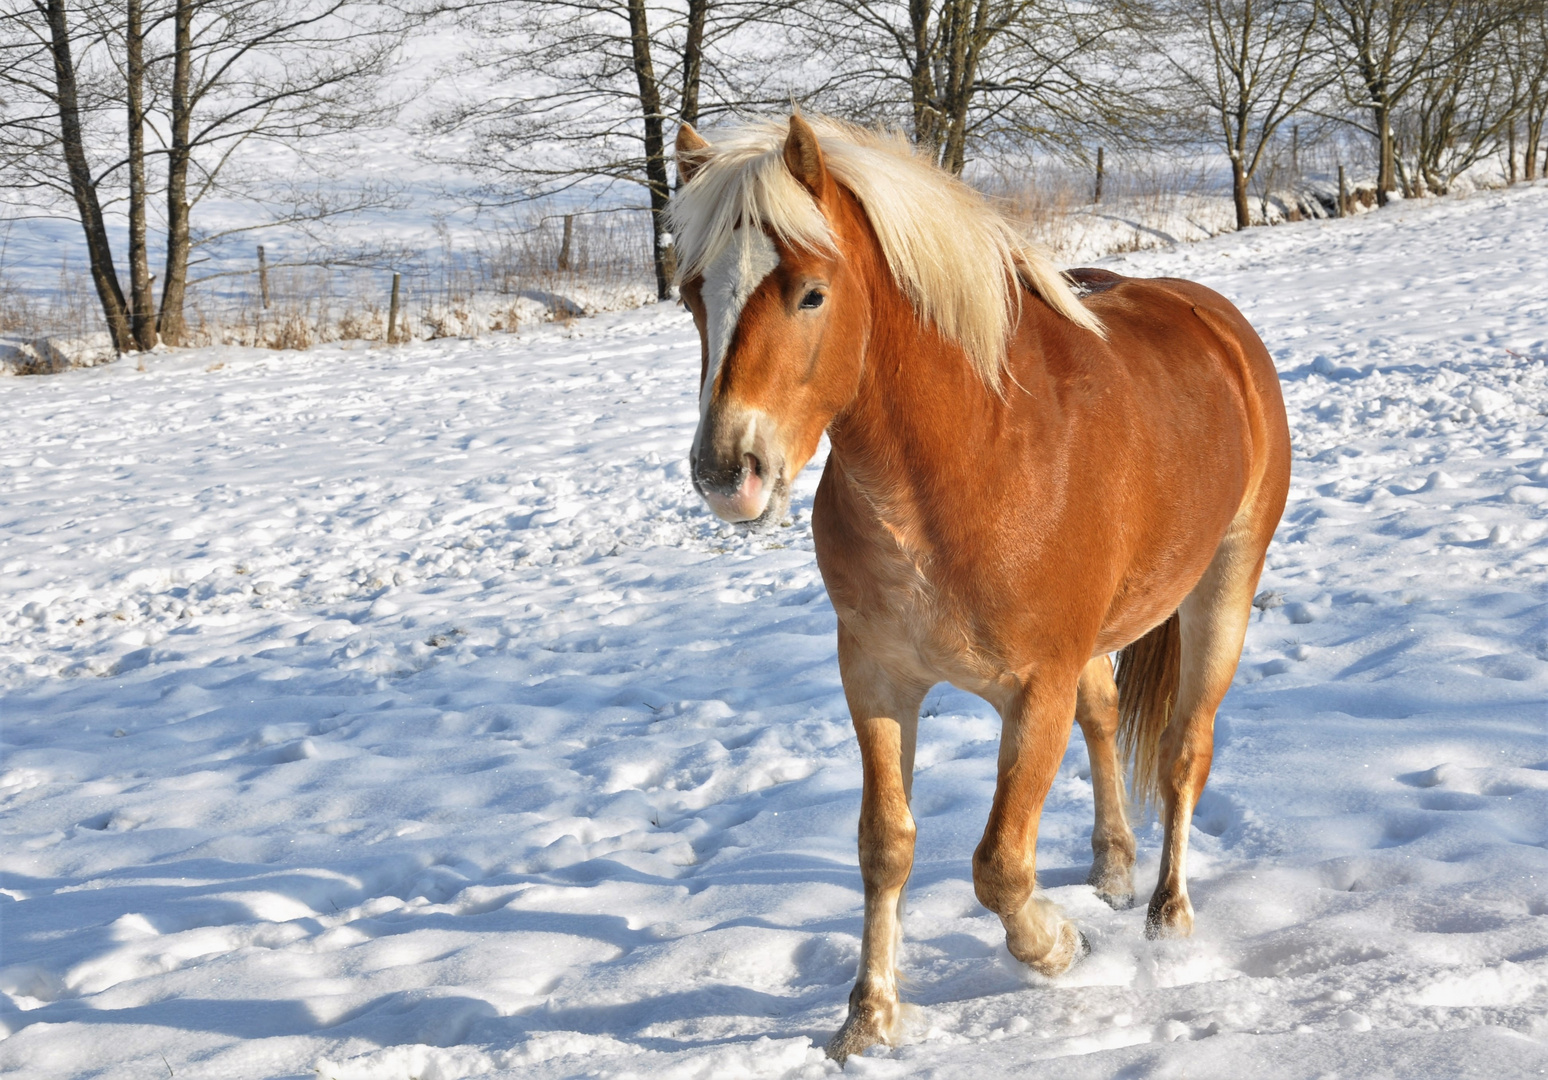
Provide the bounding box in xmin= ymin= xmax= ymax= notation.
xmin=699 ymin=225 xmax=779 ymax=424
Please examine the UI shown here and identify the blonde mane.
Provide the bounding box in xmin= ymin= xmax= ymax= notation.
xmin=667 ymin=116 xmax=1106 ymax=389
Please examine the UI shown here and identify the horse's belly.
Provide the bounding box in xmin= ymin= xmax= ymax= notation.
xmin=1093 ymin=600 xmax=1179 ymax=656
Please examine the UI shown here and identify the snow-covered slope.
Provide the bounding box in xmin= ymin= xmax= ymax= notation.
xmin=3 ymin=183 xmax=1547 ymax=1080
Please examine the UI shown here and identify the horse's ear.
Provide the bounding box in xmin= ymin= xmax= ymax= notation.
xmin=782 ymin=114 xmax=828 ymax=196
xmin=676 ymin=124 xmax=711 ymax=185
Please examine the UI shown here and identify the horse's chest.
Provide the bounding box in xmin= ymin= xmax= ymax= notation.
xmin=814 ymin=518 xmax=1000 ymax=687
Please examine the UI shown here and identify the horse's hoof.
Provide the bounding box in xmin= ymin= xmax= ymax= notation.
xmin=1144 ymin=893 xmax=1195 ymax=939
xmin=825 ymin=1002 xmax=897 ymax=1063
xmin=1087 ymin=858 xmax=1135 ymax=910
xmin=1094 ymin=887 xmax=1134 ymax=911
xmin=1025 ymin=920 xmax=1088 ymax=977
xmin=825 ymin=1022 xmax=878 ymax=1064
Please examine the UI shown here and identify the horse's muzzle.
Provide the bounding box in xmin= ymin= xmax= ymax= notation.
xmin=697 ymin=452 xmax=769 ymax=521
xmin=691 ymin=417 xmax=786 ymax=525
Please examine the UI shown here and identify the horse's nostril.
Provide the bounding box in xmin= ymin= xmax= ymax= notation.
xmin=743 ymin=452 xmax=762 ymax=480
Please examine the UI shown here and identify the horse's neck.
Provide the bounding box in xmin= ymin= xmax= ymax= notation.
xmin=825 ymin=283 xmax=1051 ymax=539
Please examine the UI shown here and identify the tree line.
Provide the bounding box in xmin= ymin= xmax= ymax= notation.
xmin=5 ymin=0 xmax=1547 ymax=348
xmin=1 ymin=0 xmax=403 ymax=351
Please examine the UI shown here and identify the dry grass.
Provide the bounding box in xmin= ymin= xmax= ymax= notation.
xmin=0 ymin=258 xmax=102 ymax=341
xmin=978 ymin=157 xmax=1233 ymax=263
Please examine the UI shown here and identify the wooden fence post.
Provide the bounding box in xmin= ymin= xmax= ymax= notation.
xmin=388 ymin=272 xmax=401 ymax=344
xmin=1094 ymin=146 xmax=1104 ymax=205
xmin=257 ymin=245 xmax=270 ymax=309
xmin=558 ymin=214 xmax=574 ymax=271
xmin=1337 ymin=164 xmax=1348 ymax=218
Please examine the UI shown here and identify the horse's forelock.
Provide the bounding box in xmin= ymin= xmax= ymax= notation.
xmin=668 ymin=125 xmax=835 ymax=289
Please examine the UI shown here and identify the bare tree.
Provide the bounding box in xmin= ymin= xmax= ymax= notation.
xmin=1318 ymin=0 xmax=1482 ymax=204
xmin=802 ymin=0 xmax=1146 ymax=175
xmin=680 ymin=0 xmax=706 ymax=130
xmin=1160 ymin=0 xmax=1329 ymax=229
xmin=1 ymin=0 xmax=132 ymax=349
xmin=150 ymin=0 xmax=405 ymax=343
xmin=1502 ymin=0 xmax=1548 ymax=179
xmin=125 ymin=0 xmax=154 ymax=347
xmin=1396 ymin=0 xmax=1516 ymax=195
xmin=430 ymin=0 xmax=796 ymax=300
xmin=1 ymin=0 xmax=404 ymax=348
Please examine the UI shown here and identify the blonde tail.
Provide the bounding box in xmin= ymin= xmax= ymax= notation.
xmin=1115 ymin=612 xmax=1181 ymax=810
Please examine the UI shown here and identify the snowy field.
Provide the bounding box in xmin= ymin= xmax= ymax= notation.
xmin=3 ymin=184 xmax=1548 ymax=1079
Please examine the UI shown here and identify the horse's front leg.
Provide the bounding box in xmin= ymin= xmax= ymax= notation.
xmin=974 ymin=667 xmax=1089 ymax=975
xmin=826 ymin=623 xmax=928 ymax=1064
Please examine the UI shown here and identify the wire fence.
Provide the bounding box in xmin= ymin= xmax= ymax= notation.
xmin=0 ymin=135 xmax=1450 ymax=372
xmin=1 ymin=208 xmax=661 ymax=363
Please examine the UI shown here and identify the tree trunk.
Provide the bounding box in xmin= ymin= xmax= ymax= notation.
xmin=127 ymin=0 xmax=155 ymax=350
xmin=1524 ymin=113 xmax=1540 ymax=181
xmin=1231 ymin=155 xmax=1251 ymax=230
xmin=675 ymin=0 xmax=705 ymax=200
xmin=43 ymin=0 xmax=131 ymax=352
xmin=1508 ymin=120 xmax=1517 ymax=184
xmin=908 ymin=0 xmax=941 ymax=159
xmin=939 ymin=0 xmax=976 ymax=174
xmin=680 ymin=0 xmax=706 ymax=128
xmin=159 ymin=0 xmax=194 ymax=346
xmin=1393 ymin=142 xmax=1416 ymax=198
xmin=626 ymin=0 xmax=671 ymax=299
xmin=1376 ymin=101 xmax=1395 ymax=205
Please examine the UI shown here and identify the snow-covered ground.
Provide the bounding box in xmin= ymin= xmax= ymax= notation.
xmin=3 ymin=183 xmax=1548 ymax=1080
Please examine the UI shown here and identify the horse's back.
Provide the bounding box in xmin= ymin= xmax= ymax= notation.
xmin=1068 ymin=269 xmax=1285 ymax=428
xmin=1063 ymin=270 xmax=1289 ymax=490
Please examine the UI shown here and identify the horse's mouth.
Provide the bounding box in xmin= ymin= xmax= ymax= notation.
xmin=743 ymin=476 xmax=791 ymax=531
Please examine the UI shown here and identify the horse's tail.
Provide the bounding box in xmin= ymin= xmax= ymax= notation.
xmin=1115 ymin=611 xmax=1181 ymax=810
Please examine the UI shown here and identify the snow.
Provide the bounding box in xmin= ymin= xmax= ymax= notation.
xmin=3 ymin=182 xmax=1548 ymax=1079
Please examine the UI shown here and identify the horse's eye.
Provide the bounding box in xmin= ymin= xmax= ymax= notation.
xmin=799 ymin=289 xmax=826 ymax=310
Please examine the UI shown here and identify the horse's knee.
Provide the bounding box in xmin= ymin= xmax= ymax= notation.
xmin=858 ymin=809 xmax=915 ymax=890
xmin=1075 ymin=657 xmax=1119 ymax=736
xmin=971 ymin=846 xmax=1034 ymax=916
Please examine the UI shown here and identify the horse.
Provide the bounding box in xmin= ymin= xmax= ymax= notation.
xmin=668 ymin=114 xmax=1291 ymax=1062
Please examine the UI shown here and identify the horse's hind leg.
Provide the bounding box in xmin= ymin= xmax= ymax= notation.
xmin=1147 ymin=525 xmax=1267 ymax=938
xmin=1076 ymin=655 xmax=1135 ymax=909
xmin=827 ymin=623 xmax=928 ymax=1063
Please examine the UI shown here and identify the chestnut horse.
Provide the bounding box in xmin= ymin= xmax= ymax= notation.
xmin=669 ymin=115 xmax=1290 ymax=1061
